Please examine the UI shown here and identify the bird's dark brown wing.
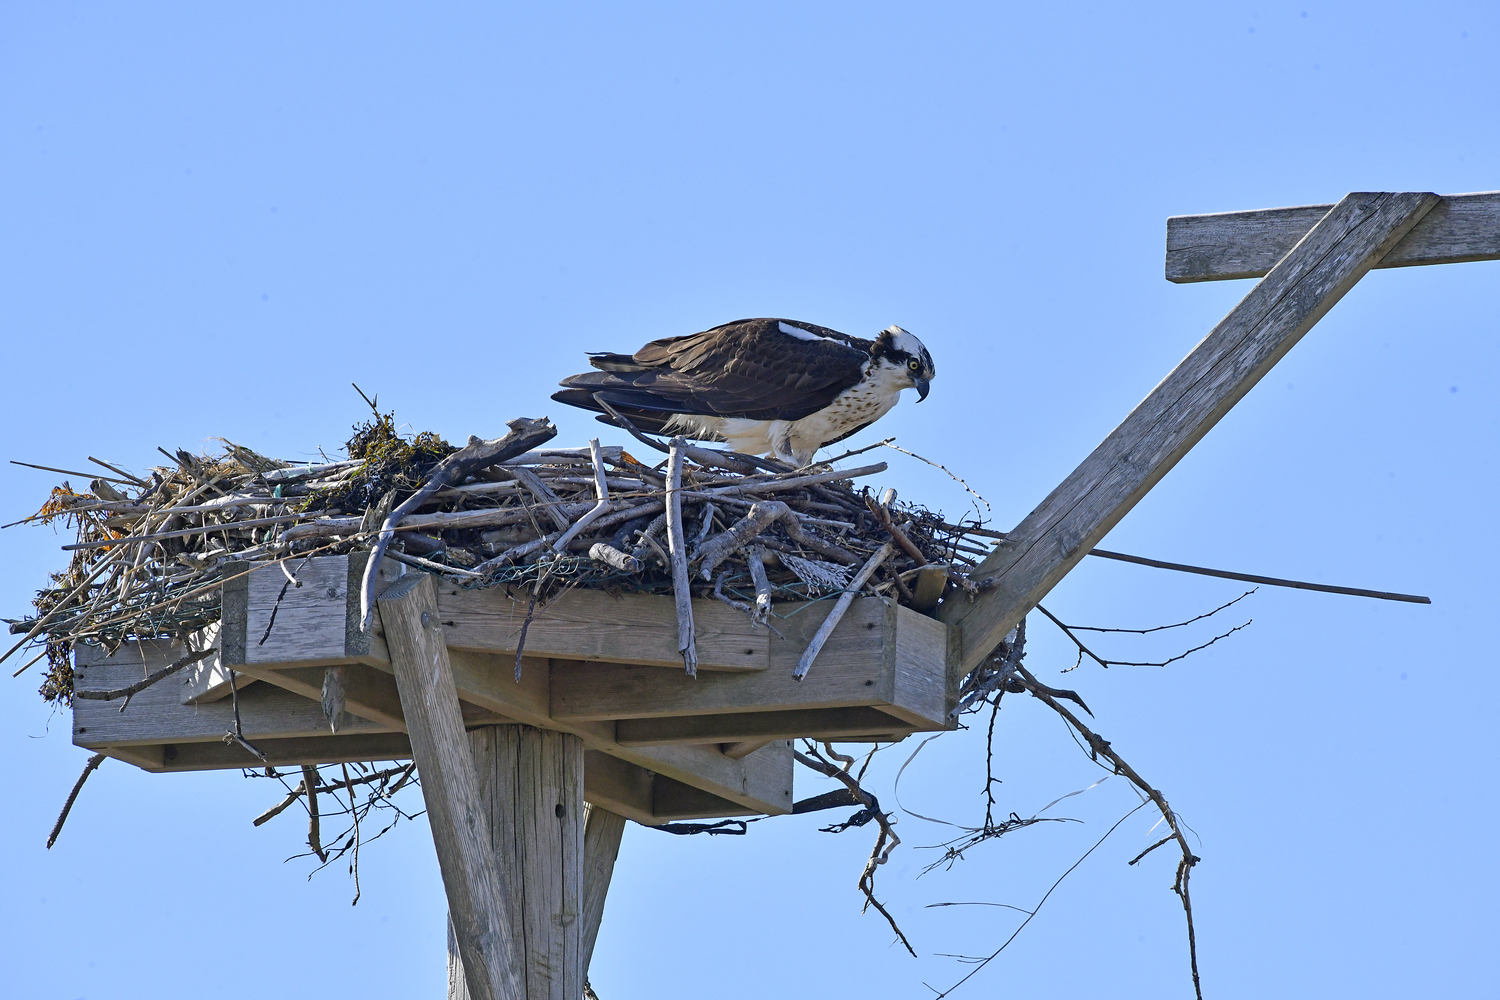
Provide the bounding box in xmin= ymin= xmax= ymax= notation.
xmin=552 ymin=318 xmax=872 ymax=424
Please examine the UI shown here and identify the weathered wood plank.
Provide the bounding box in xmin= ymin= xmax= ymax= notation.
xmin=581 ymin=751 xmax=654 ymax=822
xmin=890 ymin=604 xmax=949 ymax=726
xmin=437 ymin=585 xmax=768 ymax=671
xmin=1166 ymin=190 xmax=1498 ymax=282
xmin=549 ymin=597 xmax=892 ymax=721
xmin=73 ymin=643 xmax=391 ymax=746
xmin=580 ymin=805 xmax=626 ymax=981
xmin=466 ymin=725 xmax=584 ymax=1000
xmin=614 ymin=707 xmax=917 ymax=747
xmin=132 ymin=733 xmax=416 ymax=771
xmin=379 ymin=574 xmax=524 ymax=1000
xmin=945 ymin=192 xmax=1441 ymax=674
xmin=73 ymin=640 xmax=763 ymax=819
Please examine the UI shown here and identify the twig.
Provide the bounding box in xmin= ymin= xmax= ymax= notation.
xmin=794 ymin=746 xmax=915 ymax=956
xmin=1 ymin=545 xmax=128 ymax=666
xmin=814 ymin=437 xmax=896 ymax=466
xmin=552 ymin=438 xmax=612 ymax=551
xmin=46 ymin=752 xmax=107 ymax=849
xmin=72 ymin=646 xmax=215 ymax=707
xmin=587 ymin=542 xmax=643 ymax=573
xmin=1087 ymin=548 xmax=1431 ymax=604
xmin=794 ymin=542 xmax=892 ymax=680
xmin=926 ymin=801 xmax=1149 ymax=998
xmin=702 ymin=463 xmax=887 ymax=499
xmin=303 ymin=766 xmax=328 ymax=861
xmin=87 ymin=456 xmax=150 ymax=486
xmin=1060 ymin=589 xmax=1256 ymax=634
xmin=881 ymin=443 xmax=990 ymax=512
xmin=1012 ymin=663 xmax=1203 ymax=1000
xmin=711 ymin=569 xmax=756 ymax=617
xmin=222 ymin=665 xmax=267 ymax=762
xmin=865 ymin=492 xmax=926 ymax=565
xmin=1036 ymin=603 xmax=1251 ymax=670
xmin=342 ymin=762 xmax=362 ymax=905
xmin=384 ymin=549 xmax=484 ymax=579
xmin=665 ymin=437 xmax=697 ymax=676
xmin=10 ymin=460 xmax=135 ymax=485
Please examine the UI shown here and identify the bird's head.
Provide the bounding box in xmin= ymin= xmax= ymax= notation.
xmin=872 ymin=325 xmax=937 ymax=401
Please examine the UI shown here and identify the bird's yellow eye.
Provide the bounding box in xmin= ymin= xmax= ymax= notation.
xmin=908 ymin=359 xmax=921 ymax=371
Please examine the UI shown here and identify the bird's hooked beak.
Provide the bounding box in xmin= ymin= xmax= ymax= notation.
xmin=914 ymin=376 xmax=931 ymax=402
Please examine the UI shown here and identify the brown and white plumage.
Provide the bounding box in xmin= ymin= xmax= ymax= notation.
xmin=552 ymin=317 xmax=936 ymax=466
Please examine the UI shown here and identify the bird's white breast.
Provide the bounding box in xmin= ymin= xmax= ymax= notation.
xmin=671 ymin=362 xmax=905 ymax=465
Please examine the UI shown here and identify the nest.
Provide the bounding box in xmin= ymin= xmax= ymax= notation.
xmin=8 ymin=409 xmax=995 ymax=703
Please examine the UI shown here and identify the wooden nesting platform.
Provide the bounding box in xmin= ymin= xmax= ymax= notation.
xmin=74 ymin=552 xmax=954 ymax=825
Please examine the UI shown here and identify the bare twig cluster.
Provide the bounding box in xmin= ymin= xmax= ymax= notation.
xmin=250 ymin=760 xmax=423 ymax=900
xmin=793 ymin=742 xmax=916 ymax=957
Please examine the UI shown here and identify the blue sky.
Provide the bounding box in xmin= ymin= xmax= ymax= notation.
xmin=1 ymin=3 xmax=1495 ymax=998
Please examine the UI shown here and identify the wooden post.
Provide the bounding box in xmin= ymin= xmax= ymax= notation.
xmin=447 ymin=724 xmax=590 ymax=1000
xmin=579 ymin=804 xmax=626 ymax=976
xmin=380 ymin=574 xmax=525 ymax=1000
xmin=942 ymin=191 xmax=1442 ymax=674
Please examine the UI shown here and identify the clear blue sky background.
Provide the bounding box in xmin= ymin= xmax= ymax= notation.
xmin=2 ymin=4 xmax=1495 ymax=998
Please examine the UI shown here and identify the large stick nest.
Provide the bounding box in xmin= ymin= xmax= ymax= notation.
xmin=9 ymin=409 xmax=993 ymax=703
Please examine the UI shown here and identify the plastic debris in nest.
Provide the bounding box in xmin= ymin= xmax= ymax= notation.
xmin=5 ymin=411 xmax=998 ymax=702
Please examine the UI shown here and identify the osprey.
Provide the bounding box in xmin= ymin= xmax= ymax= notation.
xmin=552 ymin=317 xmax=937 ymax=466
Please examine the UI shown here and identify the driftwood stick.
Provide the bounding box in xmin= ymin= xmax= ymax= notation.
xmin=865 ymin=493 xmax=927 ymax=565
xmin=360 ymin=417 xmax=557 ymax=630
xmin=703 ymin=462 xmax=887 ymax=498
xmin=588 ymin=543 xmax=642 ymax=573
xmin=552 ymin=439 xmax=612 ymax=552
xmin=507 ymin=466 xmax=576 ymax=532
xmin=794 ymin=542 xmax=892 ymax=680
xmin=697 ymin=501 xmax=788 ymax=580
xmin=711 ymin=569 xmax=756 ymax=617
xmin=46 ymin=752 xmax=107 ymax=849
xmin=665 ymin=437 xmax=698 ymax=677
xmin=302 ymin=764 xmax=327 ymax=862
xmin=747 ymin=546 xmax=772 ymax=625
xmin=254 ymin=775 xmax=310 ymax=827
xmin=473 ymin=533 xmax=559 ymax=574
xmin=689 ymin=501 xmax=717 ymax=558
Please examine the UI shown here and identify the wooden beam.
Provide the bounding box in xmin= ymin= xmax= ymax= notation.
xmin=1166 ymin=190 xmax=1498 ymax=282
xmin=944 ymin=192 xmax=1441 ymax=675
xmin=580 ymin=805 xmax=626 ymax=982
xmin=133 ymin=733 xmax=417 ymax=771
xmin=379 ymin=574 xmax=524 ymax=1000
xmin=613 ymin=707 xmax=916 ymax=747
xmin=438 ymin=585 xmax=769 ymax=671
xmin=720 ymin=739 xmax=775 ymax=760
xmin=73 ymin=644 xmax=394 ymax=748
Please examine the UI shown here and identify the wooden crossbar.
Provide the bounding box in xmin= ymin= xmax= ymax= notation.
xmin=941 ymin=192 xmax=1442 ymax=675
xmin=1166 ymin=190 xmax=1499 ymax=282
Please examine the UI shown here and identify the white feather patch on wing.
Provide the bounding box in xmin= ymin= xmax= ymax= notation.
xmin=778 ymin=321 xmax=829 ymax=342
